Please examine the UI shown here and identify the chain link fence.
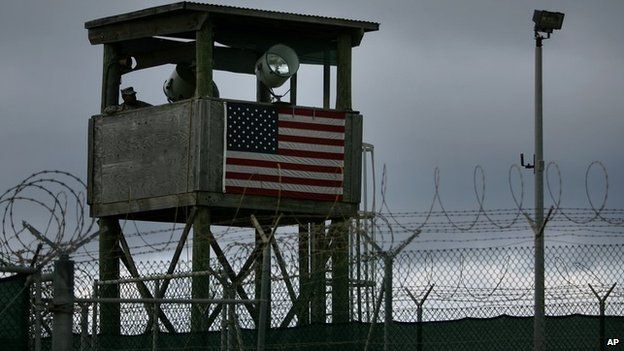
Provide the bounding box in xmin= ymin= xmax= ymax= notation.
xmin=18 ymin=242 xmax=620 ymax=350
xmin=366 ymin=245 xmax=624 ymax=350
xmin=0 ymin=274 xmax=30 ymax=350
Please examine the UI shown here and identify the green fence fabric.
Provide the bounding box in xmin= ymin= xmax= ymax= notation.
xmin=0 ymin=274 xmax=30 ymax=350
xmin=41 ymin=314 xmax=624 ymax=350
xmin=391 ymin=314 xmax=623 ymax=351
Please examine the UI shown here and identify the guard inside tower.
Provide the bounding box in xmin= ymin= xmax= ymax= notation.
xmin=104 ymin=86 xmax=152 ymax=114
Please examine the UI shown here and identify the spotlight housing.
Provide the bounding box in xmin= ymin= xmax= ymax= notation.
xmin=533 ymin=10 xmax=564 ymax=34
xmin=255 ymin=44 xmax=300 ymax=88
xmin=163 ymin=63 xmax=219 ymax=102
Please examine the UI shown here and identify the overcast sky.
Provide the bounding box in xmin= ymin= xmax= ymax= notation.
xmin=1 ymin=1 xmax=623 ymax=253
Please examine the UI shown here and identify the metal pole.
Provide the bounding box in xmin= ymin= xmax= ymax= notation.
xmin=257 ymin=236 xmax=271 ymax=351
xmin=533 ymin=34 xmax=545 ymax=351
xmin=356 ymin=218 xmax=362 ymax=322
xmin=349 ymin=220 xmax=354 ymax=321
xmin=34 ymin=273 xmax=42 ymax=351
xmin=362 ymin=143 xmax=370 ymax=323
xmin=370 ymin=145 xmax=378 ymax=318
xmin=364 ymin=278 xmax=386 ymax=351
xmin=52 ymin=253 xmax=74 ymax=351
xmin=227 ymin=284 xmax=236 ymax=351
xmin=80 ymin=304 xmax=89 ymax=351
xmin=77 ymin=297 xmax=259 ymax=305
xmin=91 ymin=281 xmax=98 ymax=350
xmin=383 ymin=256 xmax=393 ymax=351
xmin=220 ymin=295 xmax=227 ymax=351
xmin=362 ymin=146 xmax=370 ymax=322
xmin=405 ymin=285 xmax=434 ymax=351
xmin=152 ymin=279 xmax=160 ymax=351
xmin=589 ymin=283 xmax=617 ymax=351
xmin=599 ymin=300 xmax=606 ymax=351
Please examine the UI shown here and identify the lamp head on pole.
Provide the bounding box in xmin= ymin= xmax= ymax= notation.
xmin=533 ymin=10 xmax=564 ymax=35
xmin=255 ymin=44 xmax=300 ymax=89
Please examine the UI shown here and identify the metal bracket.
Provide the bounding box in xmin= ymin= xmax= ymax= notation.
xmin=520 ymin=153 xmax=535 ymax=171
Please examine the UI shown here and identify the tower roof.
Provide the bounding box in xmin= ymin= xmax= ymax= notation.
xmin=86 ymin=2 xmax=379 ymax=57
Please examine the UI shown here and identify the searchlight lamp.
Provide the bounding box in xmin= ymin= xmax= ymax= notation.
xmin=532 ymin=10 xmax=564 ymax=35
xmin=163 ymin=63 xmax=219 ymax=102
xmin=255 ymin=44 xmax=300 ymax=88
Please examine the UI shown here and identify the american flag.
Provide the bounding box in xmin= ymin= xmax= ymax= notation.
xmin=224 ymin=102 xmax=345 ymax=201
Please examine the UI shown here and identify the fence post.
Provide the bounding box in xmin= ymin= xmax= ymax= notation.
xmin=360 ymin=228 xmax=420 ymax=351
xmin=220 ymin=287 xmax=227 ymax=351
xmin=383 ymin=255 xmax=393 ymax=351
xmin=80 ymin=303 xmax=89 ymax=351
xmin=355 ymin=218 xmax=362 ymax=322
xmin=91 ymin=280 xmax=99 ymax=350
xmin=405 ymin=285 xmax=434 ymax=351
xmin=152 ymin=279 xmax=160 ymax=351
xmin=51 ymin=253 xmax=74 ymax=351
xmin=34 ymin=272 xmax=43 ymax=351
xmin=227 ymin=284 xmax=236 ymax=351
xmin=416 ymin=303 xmax=423 ymax=351
xmin=589 ymin=283 xmax=617 ymax=351
xmin=364 ymin=277 xmax=386 ymax=351
xmin=310 ymin=222 xmax=326 ymax=324
xmin=257 ymin=234 xmax=271 ymax=351
xmin=252 ymin=214 xmax=279 ymax=351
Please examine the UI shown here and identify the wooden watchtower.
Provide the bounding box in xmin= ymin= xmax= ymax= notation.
xmin=85 ymin=2 xmax=378 ymax=334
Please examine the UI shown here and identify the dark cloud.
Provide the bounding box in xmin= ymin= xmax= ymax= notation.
xmin=0 ymin=1 xmax=622 ymax=249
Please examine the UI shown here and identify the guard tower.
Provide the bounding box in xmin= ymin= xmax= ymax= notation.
xmin=85 ymin=2 xmax=378 ymax=334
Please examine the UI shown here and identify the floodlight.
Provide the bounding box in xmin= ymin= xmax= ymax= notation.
xmin=532 ymin=10 xmax=564 ymax=34
xmin=255 ymin=44 xmax=300 ymax=88
xmin=163 ymin=63 xmax=219 ymax=102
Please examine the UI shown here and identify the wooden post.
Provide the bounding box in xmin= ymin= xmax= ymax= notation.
xmin=336 ymin=33 xmax=352 ymax=110
xmin=289 ymin=73 xmax=298 ymax=105
xmin=334 ymin=32 xmax=353 ymax=324
xmin=298 ymin=224 xmax=310 ymax=326
xmin=310 ymin=222 xmax=326 ymax=323
xmin=99 ymin=41 xmax=123 ymax=337
xmin=98 ymin=218 xmax=121 ymax=336
xmin=195 ymin=19 xmax=214 ymax=98
xmin=323 ymin=50 xmax=331 ymax=109
xmin=191 ymin=207 xmax=211 ymax=331
xmin=256 ymin=46 xmax=271 ymax=103
xmin=256 ymin=47 xmax=271 ymax=103
xmin=330 ymin=220 xmax=349 ymax=323
xmin=101 ymin=44 xmax=121 ymax=112
xmin=192 ymin=17 xmax=213 ymax=331
xmin=257 ymin=80 xmax=271 ymax=103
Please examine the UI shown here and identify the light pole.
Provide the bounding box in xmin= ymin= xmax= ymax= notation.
xmin=530 ymin=9 xmax=564 ymax=351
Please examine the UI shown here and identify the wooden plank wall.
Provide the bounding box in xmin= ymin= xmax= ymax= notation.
xmin=195 ymin=99 xmax=225 ymax=192
xmin=93 ymin=101 xmax=193 ymax=204
xmin=90 ymin=99 xmax=361 ymax=217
